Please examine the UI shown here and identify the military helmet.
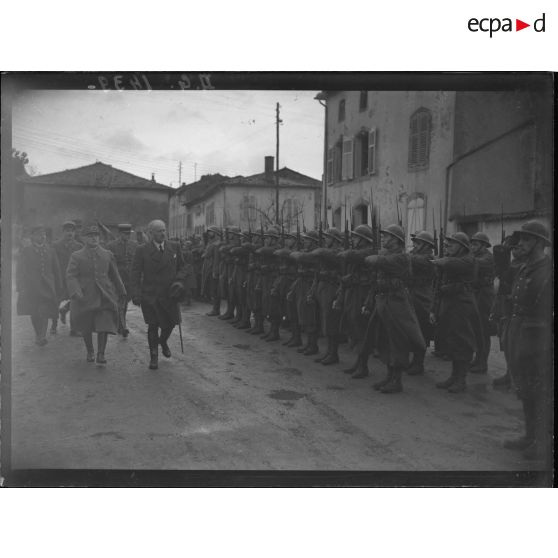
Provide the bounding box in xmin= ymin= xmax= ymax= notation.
xmin=412 ymin=230 xmax=436 ymax=248
xmin=323 ymin=227 xmax=343 ymax=243
xmin=301 ymin=230 xmax=319 ymax=242
xmin=207 ymin=225 xmax=222 ymax=236
xmin=471 ymin=232 xmax=491 ymax=247
xmin=351 ymin=224 xmax=374 ymax=243
xmin=445 ymin=232 xmax=470 ymax=250
xmin=264 ymin=226 xmax=281 ymax=238
xmin=380 ymin=224 xmax=405 ymax=244
xmin=227 ymin=225 xmax=241 ymax=235
xmin=117 ymin=223 xmax=133 ymax=232
xmin=515 ymin=220 xmax=550 ymax=246
xmin=62 ymin=220 xmax=76 ymax=230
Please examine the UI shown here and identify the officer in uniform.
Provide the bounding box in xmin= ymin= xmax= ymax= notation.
xmin=469 ymin=231 xmax=496 ymax=374
xmin=17 ymin=225 xmax=63 ymax=346
xmin=406 ymin=230 xmax=436 ymax=376
xmin=361 ymin=224 xmax=426 ymax=393
xmin=202 ymin=226 xmax=222 ymax=316
xmin=52 ymin=220 xmax=83 ymax=336
xmin=289 ymin=230 xmax=320 ymax=354
xmin=66 ymin=225 xmax=126 ymax=363
xmin=106 ymin=223 xmax=138 ymax=336
xmin=430 ymin=232 xmax=483 ymax=393
xmin=335 ymin=224 xmax=376 ymax=375
xmin=130 ymin=219 xmax=187 ymax=370
xmin=311 ymin=228 xmax=344 ymax=365
xmin=503 ymin=221 xmax=552 ymax=461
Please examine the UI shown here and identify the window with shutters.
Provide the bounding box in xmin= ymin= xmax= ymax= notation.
xmin=338 ymin=99 xmax=346 ymax=122
xmin=326 ymin=147 xmax=334 ymax=185
xmin=341 ymin=137 xmax=354 ymax=180
xmin=368 ymin=128 xmax=377 ymax=175
xmin=240 ymin=194 xmax=257 ymax=225
xmin=206 ymin=202 xmax=215 ymax=226
xmin=408 ymin=108 xmax=431 ymax=170
xmin=359 ymin=91 xmax=368 ymax=111
xmin=332 ymin=139 xmax=342 ymax=182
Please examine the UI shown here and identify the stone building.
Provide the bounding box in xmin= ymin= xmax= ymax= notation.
xmin=169 ymin=157 xmax=321 ymax=238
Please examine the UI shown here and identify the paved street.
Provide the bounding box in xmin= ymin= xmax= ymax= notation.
xmin=10 ymin=300 xmax=536 ymax=471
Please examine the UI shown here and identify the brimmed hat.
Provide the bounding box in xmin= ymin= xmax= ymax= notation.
xmin=380 ymin=224 xmax=405 ymax=244
xmin=514 ymin=220 xmax=550 ymax=246
xmin=264 ymin=226 xmax=281 ymax=238
xmin=412 ymin=230 xmax=436 ymax=248
xmin=445 ymin=232 xmax=470 ymax=250
xmin=169 ymin=281 xmax=186 ymax=301
xmin=62 ymin=220 xmax=76 ymax=230
xmin=351 ymin=225 xmax=374 ymax=243
xmin=84 ymin=225 xmax=101 ymax=236
xmin=118 ymin=223 xmax=133 ymax=232
xmin=471 ymin=232 xmax=491 ymax=247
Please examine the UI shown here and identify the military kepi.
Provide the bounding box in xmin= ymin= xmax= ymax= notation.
xmin=118 ymin=223 xmax=133 ymax=232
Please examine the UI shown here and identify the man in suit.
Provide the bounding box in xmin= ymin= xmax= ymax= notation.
xmin=107 ymin=223 xmax=139 ymax=337
xmin=17 ymin=225 xmax=63 ymax=346
xmin=52 ymin=220 xmax=84 ymax=336
xmin=131 ymin=219 xmax=187 ymax=370
xmin=66 ymin=225 xmax=126 ymax=364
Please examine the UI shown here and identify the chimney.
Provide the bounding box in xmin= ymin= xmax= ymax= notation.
xmin=265 ymin=156 xmax=274 ymax=181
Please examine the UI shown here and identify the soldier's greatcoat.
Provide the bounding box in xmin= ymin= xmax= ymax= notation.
xmin=131 ymin=241 xmax=186 ymax=328
xmin=106 ymin=237 xmax=139 ymax=299
xmin=17 ymin=244 xmax=62 ymax=318
xmin=409 ymin=251 xmax=435 ymax=345
xmin=201 ymin=239 xmax=220 ymax=298
xmin=52 ymin=238 xmax=84 ymax=297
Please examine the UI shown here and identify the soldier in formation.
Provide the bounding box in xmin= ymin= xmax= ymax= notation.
xmin=202 ymin=226 xmax=222 ymax=316
xmin=106 ymin=223 xmax=138 ymax=336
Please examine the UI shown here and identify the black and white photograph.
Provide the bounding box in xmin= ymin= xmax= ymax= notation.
xmin=1 ymin=72 xmax=554 ymax=486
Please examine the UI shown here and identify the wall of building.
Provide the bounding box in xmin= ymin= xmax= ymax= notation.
xmin=325 ymin=91 xmax=456 ymax=243
xmin=21 ymin=183 xmax=170 ymax=239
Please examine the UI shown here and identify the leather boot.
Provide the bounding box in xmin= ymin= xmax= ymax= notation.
xmin=297 ymin=335 xmax=310 ymax=353
xmin=96 ymin=332 xmax=108 ymax=364
xmin=266 ymin=320 xmax=280 ymax=342
xmin=448 ymin=360 xmax=467 ymax=393
xmin=352 ymin=355 xmax=370 ymax=379
xmin=315 ymin=337 xmax=331 ymax=363
xmin=159 ymin=327 xmax=172 ymax=358
xmin=250 ymin=313 xmax=265 ymax=335
xmin=148 ymin=327 xmax=159 ymax=369
xmin=206 ymin=297 xmax=221 ymax=316
xmin=436 ymin=362 xmax=457 ymax=389
xmin=344 ymin=355 xmax=360 ymax=374
xmin=321 ymin=337 xmax=340 ymax=365
xmin=286 ymin=324 xmax=303 ymax=347
xmin=83 ymin=331 xmax=95 ymax=362
xmin=373 ymin=367 xmax=392 ymax=390
xmin=381 ymin=366 xmax=403 ymax=393
xmin=406 ymin=351 xmax=425 ymax=376
xmin=303 ymin=333 xmax=319 ymax=356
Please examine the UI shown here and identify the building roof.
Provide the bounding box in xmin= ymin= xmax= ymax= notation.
xmin=18 ymin=161 xmax=172 ymax=191
xmin=183 ymin=167 xmax=321 ymax=206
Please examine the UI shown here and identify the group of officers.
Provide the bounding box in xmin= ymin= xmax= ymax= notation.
xmin=16 ymin=216 xmax=552 ymax=462
xmin=200 ymin=219 xmax=552 ymax=461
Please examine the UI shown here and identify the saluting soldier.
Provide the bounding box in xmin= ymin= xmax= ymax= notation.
xmin=289 ymin=230 xmax=321 ymax=355
xmin=502 ymin=221 xmax=552 ymax=461
xmin=361 ymin=225 xmax=426 ymax=393
xmin=469 ymin=232 xmax=496 ymax=374
xmin=106 ymin=223 xmax=138 ymax=336
xmin=430 ymin=232 xmax=483 ymax=393
xmin=311 ymin=228 xmax=344 ymax=365
xmin=17 ymin=225 xmax=63 ymax=346
xmin=202 ymin=226 xmax=222 ymax=316
xmin=406 ymin=230 xmax=436 ymax=376
xmin=66 ymin=225 xmax=126 ymax=364
xmin=130 ymin=219 xmax=187 ymax=370
xmin=52 ymin=220 xmax=83 ymax=336
xmin=335 ymin=224 xmax=376 ymax=375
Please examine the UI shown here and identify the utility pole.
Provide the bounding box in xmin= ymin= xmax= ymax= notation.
xmin=275 ymin=102 xmax=282 ymax=224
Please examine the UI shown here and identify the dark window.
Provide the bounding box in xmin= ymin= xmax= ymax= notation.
xmin=332 ymin=139 xmax=343 ymax=182
xmin=338 ymin=99 xmax=346 ymax=121
xmin=359 ymin=91 xmax=368 ymax=111
xmin=327 ymin=147 xmax=334 ymax=185
xmin=408 ymin=108 xmax=432 ymax=170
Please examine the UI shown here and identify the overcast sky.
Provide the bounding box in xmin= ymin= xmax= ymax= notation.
xmin=12 ymin=90 xmax=324 ymax=187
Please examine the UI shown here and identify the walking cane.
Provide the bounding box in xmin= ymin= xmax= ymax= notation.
xmin=178 ymin=321 xmax=184 ymax=353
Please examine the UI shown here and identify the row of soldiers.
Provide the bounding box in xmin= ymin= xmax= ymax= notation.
xmin=200 ymin=220 xmax=552 ymax=460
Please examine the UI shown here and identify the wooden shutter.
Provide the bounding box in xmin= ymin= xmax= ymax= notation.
xmin=327 ymin=147 xmax=334 ymax=184
xmin=342 ymin=137 xmax=354 ymax=180
xmin=368 ymin=128 xmax=377 ymax=175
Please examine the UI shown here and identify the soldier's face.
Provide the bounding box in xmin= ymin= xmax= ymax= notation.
xmin=517 ymin=234 xmax=537 ymax=257
xmin=85 ymin=234 xmax=100 ymax=247
xmin=445 ymin=241 xmax=460 ymax=256
xmin=120 ymin=232 xmax=131 ymax=242
xmin=470 ymin=240 xmax=482 ymax=255
xmin=63 ymin=229 xmax=75 ymax=241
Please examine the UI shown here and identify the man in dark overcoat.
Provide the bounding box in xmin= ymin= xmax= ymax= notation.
xmin=17 ymin=225 xmax=63 ymax=346
xmin=502 ymin=221 xmax=552 ymax=461
xmin=361 ymin=224 xmax=426 ymax=393
xmin=130 ymin=219 xmax=187 ymax=370
xmin=52 ymin=220 xmax=83 ymax=335
xmin=430 ymin=232 xmax=483 ymax=393
xmin=66 ymin=225 xmax=126 ymax=364
xmin=106 ymin=223 xmax=138 ymax=337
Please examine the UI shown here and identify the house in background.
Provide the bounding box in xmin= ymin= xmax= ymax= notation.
xmin=318 ymin=87 xmax=552 ymax=246
xmin=169 ymin=156 xmax=321 ymax=238
xmin=15 ymin=161 xmax=172 ymax=240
